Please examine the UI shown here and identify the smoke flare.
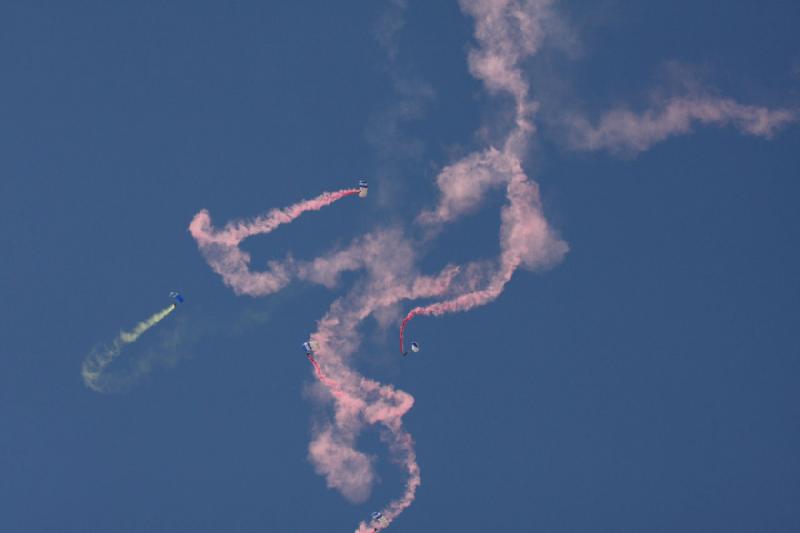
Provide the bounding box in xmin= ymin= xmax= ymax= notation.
xmin=82 ymin=304 xmax=176 ymax=392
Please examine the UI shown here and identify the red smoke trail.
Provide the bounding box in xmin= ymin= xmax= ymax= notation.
xmin=399 ymin=308 xmax=422 ymax=356
xmin=399 ymin=267 xmax=518 ymax=356
xmin=306 ymin=353 xmax=344 ymax=398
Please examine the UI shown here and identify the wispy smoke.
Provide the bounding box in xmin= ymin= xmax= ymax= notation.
xmin=191 ymin=206 xmax=458 ymax=522
xmin=188 ymin=1 xmax=794 ymax=531
xmin=373 ymin=0 xmax=409 ymax=62
xmin=566 ymin=95 xmax=796 ymax=155
xmin=367 ymin=0 xmax=435 ymax=210
xmin=188 ymin=2 xmax=567 ymax=531
xmin=188 ymin=189 xmax=359 ymax=296
xmin=83 ymin=297 xmax=295 ymax=394
xmin=400 ymin=0 xmax=568 ymax=358
xmin=82 ymin=304 xmax=176 ymax=393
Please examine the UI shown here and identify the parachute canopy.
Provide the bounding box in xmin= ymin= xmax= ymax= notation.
xmin=410 ymin=341 xmax=420 ymax=353
xmin=303 ymin=341 xmax=319 ymax=356
xmin=358 ymin=179 xmax=368 ymax=198
xmin=169 ymin=291 xmax=184 ymax=304
xmin=371 ymin=512 xmax=388 ymax=527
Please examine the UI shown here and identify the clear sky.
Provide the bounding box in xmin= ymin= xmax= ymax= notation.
xmin=1 ymin=1 xmax=799 ymax=532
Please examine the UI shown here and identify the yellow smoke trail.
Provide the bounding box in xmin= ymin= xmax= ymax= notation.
xmin=82 ymin=304 xmax=176 ymax=392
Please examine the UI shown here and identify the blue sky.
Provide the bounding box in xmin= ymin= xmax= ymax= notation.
xmin=1 ymin=1 xmax=799 ymax=532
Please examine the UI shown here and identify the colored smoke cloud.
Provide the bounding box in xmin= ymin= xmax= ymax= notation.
xmin=566 ymin=96 xmax=796 ymax=155
xmin=188 ymin=1 xmax=794 ymax=532
xmin=189 ymin=2 xmax=567 ymax=532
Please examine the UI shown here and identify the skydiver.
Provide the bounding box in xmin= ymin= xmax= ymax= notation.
xmin=402 ymin=341 xmax=420 ymax=356
xmin=370 ymin=511 xmax=388 ymax=530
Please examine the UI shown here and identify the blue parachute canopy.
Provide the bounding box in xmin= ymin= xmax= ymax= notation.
xmin=169 ymin=291 xmax=184 ymax=304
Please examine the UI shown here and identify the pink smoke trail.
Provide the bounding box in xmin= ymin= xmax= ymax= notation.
xmin=188 ymin=188 xmax=359 ymax=296
xmin=192 ymin=188 xmax=358 ymax=246
xmin=566 ymin=96 xmax=796 ymax=155
xmin=191 ymin=192 xmax=459 ymax=528
xmin=189 ymin=2 xmax=567 ymax=531
xmin=399 ymin=254 xmax=521 ymax=355
xmin=399 ymin=0 xmax=568 ymax=357
xmin=356 ymin=2 xmax=568 ymax=527
xmin=306 ymin=354 xmax=339 ymax=395
xmin=306 ymin=353 xmax=346 ymax=400
xmin=308 ymin=259 xmax=445 ymax=532
xmin=300 ymin=230 xmax=462 ymax=527
xmin=189 ymin=1 xmax=795 ymax=530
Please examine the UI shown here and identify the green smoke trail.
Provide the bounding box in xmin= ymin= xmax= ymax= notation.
xmin=82 ymin=304 xmax=176 ymax=392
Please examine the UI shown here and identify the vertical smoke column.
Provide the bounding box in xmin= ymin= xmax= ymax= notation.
xmin=399 ymin=0 xmax=568 ymax=354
